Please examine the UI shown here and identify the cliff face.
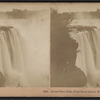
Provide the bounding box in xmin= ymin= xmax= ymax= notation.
xmin=51 ymin=11 xmax=87 ymax=87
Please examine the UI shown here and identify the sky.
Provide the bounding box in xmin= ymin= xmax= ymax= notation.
xmin=0 ymin=3 xmax=50 ymax=12
xmin=0 ymin=3 xmax=100 ymax=12
xmin=51 ymin=3 xmax=100 ymax=13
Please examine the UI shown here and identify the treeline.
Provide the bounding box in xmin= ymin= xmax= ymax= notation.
xmin=74 ymin=11 xmax=100 ymax=19
xmin=51 ymin=9 xmax=100 ymax=19
xmin=0 ymin=9 xmax=40 ymax=19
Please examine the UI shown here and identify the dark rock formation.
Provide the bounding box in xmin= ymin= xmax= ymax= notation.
xmin=0 ymin=72 xmax=5 ymax=87
xmin=50 ymin=9 xmax=87 ymax=87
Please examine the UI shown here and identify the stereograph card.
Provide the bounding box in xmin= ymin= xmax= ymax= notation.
xmin=0 ymin=3 xmax=99 ymax=97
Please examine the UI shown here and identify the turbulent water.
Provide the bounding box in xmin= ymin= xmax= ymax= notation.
xmin=0 ymin=27 xmax=29 ymax=87
xmin=0 ymin=11 xmax=49 ymax=87
xmin=69 ymin=19 xmax=100 ymax=87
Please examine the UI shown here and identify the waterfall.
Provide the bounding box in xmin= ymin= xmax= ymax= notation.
xmin=69 ymin=26 xmax=100 ymax=87
xmin=0 ymin=26 xmax=32 ymax=87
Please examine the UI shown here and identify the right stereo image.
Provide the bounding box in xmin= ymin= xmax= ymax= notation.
xmin=50 ymin=4 xmax=100 ymax=87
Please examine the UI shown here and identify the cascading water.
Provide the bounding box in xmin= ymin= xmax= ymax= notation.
xmin=69 ymin=25 xmax=100 ymax=87
xmin=0 ymin=26 xmax=32 ymax=87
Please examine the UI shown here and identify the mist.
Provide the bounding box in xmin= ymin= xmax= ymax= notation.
xmin=71 ymin=12 xmax=100 ymax=28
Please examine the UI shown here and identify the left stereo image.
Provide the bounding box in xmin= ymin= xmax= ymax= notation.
xmin=0 ymin=3 xmax=50 ymax=87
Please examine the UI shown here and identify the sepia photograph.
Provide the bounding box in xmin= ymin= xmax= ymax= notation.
xmin=0 ymin=3 xmax=50 ymax=87
xmin=1 ymin=3 xmax=100 ymax=97
xmin=51 ymin=3 xmax=100 ymax=87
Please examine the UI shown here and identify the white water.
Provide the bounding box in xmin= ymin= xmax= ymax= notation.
xmin=70 ymin=19 xmax=100 ymax=28
xmin=0 ymin=11 xmax=50 ymax=87
xmin=70 ymin=19 xmax=100 ymax=87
